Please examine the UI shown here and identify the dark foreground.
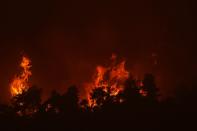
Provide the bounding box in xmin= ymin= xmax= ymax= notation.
xmin=0 ymin=75 xmax=197 ymax=131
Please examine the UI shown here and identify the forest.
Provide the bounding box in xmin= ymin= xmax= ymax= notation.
xmin=0 ymin=56 xmax=196 ymax=131
xmin=0 ymin=73 xmax=196 ymax=131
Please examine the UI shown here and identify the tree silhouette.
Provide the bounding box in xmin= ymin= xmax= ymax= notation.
xmin=61 ymin=86 xmax=79 ymax=113
xmin=123 ymin=78 xmax=142 ymax=102
xmin=142 ymin=74 xmax=159 ymax=102
xmin=41 ymin=90 xmax=61 ymax=114
xmin=11 ymin=86 xmax=41 ymax=116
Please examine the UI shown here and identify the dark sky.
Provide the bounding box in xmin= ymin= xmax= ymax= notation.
xmin=0 ymin=0 xmax=196 ymax=103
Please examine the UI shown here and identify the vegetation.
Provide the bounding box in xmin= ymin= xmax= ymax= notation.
xmin=0 ymin=73 xmax=196 ymax=131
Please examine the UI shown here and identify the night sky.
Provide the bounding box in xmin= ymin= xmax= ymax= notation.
xmin=0 ymin=0 xmax=196 ymax=103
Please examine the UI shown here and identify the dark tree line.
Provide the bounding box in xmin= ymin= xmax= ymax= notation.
xmin=0 ymin=74 xmax=196 ymax=131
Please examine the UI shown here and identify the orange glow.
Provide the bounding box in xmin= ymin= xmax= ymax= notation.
xmin=94 ymin=66 xmax=107 ymax=87
xmin=86 ymin=55 xmax=130 ymax=106
xmin=10 ymin=56 xmax=32 ymax=96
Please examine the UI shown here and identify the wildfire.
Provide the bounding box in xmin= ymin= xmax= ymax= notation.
xmin=10 ymin=56 xmax=32 ymax=96
xmin=94 ymin=59 xmax=129 ymax=94
xmin=86 ymin=55 xmax=130 ymax=106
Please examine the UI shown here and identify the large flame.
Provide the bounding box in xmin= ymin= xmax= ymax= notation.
xmin=10 ymin=56 xmax=32 ymax=96
xmin=86 ymin=55 xmax=130 ymax=106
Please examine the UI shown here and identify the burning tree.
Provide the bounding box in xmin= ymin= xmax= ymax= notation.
xmin=84 ymin=55 xmax=130 ymax=108
xmin=9 ymin=55 xmax=41 ymax=116
xmin=11 ymin=86 xmax=42 ymax=116
xmin=83 ymin=55 xmax=159 ymax=109
xmin=10 ymin=56 xmax=32 ymax=96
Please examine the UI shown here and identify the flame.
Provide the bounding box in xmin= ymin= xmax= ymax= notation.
xmin=95 ymin=66 xmax=107 ymax=87
xmin=86 ymin=55 xmax=130 ymax=106
xmin=94 ymin=60 xmax=129 ymax=96
xmin=10 ymin=56 xmax=32 ymax=96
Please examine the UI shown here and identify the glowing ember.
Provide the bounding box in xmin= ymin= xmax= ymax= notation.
xmin=10 ymin=56 xmax=32 ymax=96
xmin=139 ymin=89 xmax=148 ymax=97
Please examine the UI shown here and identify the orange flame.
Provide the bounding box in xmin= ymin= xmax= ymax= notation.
xmin=10 ymin=56 xmax=32 ymax=96
xmin=86 ymin=55 xmax=130 ymax=106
